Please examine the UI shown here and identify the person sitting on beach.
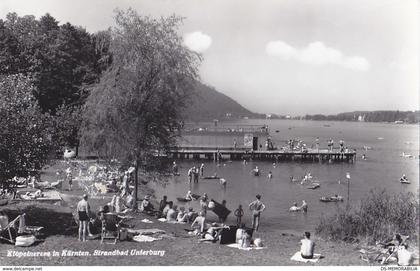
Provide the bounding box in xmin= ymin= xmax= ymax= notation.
xmin=167 ymin=204 xmax=178 ymax=222
xmin=236 ymin=224 xmax=251 ymax=248
xmin=300 ymin=232 xmax=315 ymax=259
xmin=158 ymin=195 xmax=167 ymax=217
xmin=191 ymin=212 xmax=206 ymax=233
xmin=268 ymin=171 xmax=273 ymax=179
xmin=185 ymin=190 xmax=193 ymax=201
xmin=379 ymin=234 xmax=406 ymax=264
xmin=0 ymin=211 xmax=9 ymax=231
xmin=139 ymin=195 xmax=154 ymax=214
xmin=186 ymin=207 xmax=197 ymax=223
xmin=289 ymin=202 xmax=300 ymax=212
xmin=397 ymin=244 xmax=413 ymax=266
xmin=162 ymin=201 xmax=173 ymax=218
xmin=124 ymin=191 xmax=135 ymax=210
xmin=88 ymin=205 xmax=110 ymax=236
xmin=235 ymin=223 xmax=246 ymax=243
xmin=400 ymin=175 xmax=408 ymax=182
xmin=177 ymin=207 xmax=188 ymax=223
xmin=199 ymin=222 xmax=229 ymax=242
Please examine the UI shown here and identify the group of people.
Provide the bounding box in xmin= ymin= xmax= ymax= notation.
xmin=187 ymin=164 xmax=204 ymax=183
xmin=289 ymin=200 xmax=308 ymax=212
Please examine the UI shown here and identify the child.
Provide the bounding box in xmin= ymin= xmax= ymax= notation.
xmin=234 ymin=204 xmax=244 ymax=226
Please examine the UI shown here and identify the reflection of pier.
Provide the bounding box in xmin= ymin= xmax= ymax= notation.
xmin=169 ymin=148 xmax=356 ymax=163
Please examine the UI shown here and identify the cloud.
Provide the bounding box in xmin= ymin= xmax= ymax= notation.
xmin=266 ymin=41 xmax=370 ymax=71
xmin=183 ymin=31 xmax=212 ymax=53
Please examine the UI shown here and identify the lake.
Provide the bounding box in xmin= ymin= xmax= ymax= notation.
xmin=149 ymin=119 xmax=419 ymax=233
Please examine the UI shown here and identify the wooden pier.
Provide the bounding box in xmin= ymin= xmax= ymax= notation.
xmin=168 ymin=148 xmax=356 ymax=163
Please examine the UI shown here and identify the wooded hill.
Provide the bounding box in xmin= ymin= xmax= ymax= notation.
xmin=185 ymin=82 xmax=263 ymax=121
xmin=304 ymin=110 xmax=420 ymax=123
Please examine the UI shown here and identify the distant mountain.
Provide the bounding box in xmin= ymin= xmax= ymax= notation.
xmin=183 ymin=82 xmax=263 ymax=121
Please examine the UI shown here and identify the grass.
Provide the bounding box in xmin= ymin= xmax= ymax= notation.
xmin=315 ymin=189 xmax=419 ymax=245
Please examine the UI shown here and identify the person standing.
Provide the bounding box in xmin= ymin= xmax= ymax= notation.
xmin=234 ymin=205 xmax=244 ymax=226
xmin=187 ymin=167 xmax=193 ymax=183
xmin=220 ymin=178 xmax=227 ymax=188
xmin=172 ymin=161 xmax=178 ymax=175
xmin=200 ymin=196 xmax=208 ymax=218
xmin=300 ymin=200 xmax=308 ymax=213
xmin=233 ymin=139 xmax=237 ymax=150
xmin=248 ymin=194 xmax=266 ymax=231
xmin=194 ymin=167 xmax=199 ymax=183
xmin=65 ymin=168 xmax=72 ymax=191
xmin=77 ymin=194 xmax=90 ymax=242
xmin=200 ymin=163 xmax=204 ymax=177
xmin=315 ymin=137 xmax=319 ymax=152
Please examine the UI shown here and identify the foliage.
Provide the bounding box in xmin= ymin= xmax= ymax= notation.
xmin=305 ymin=110 xmax=420 ymax=123
xmin=316 ymin=189 xmax=419 ymax=243
xmin=81 ymin=9 xmax=201 ymax=202
xmin=50 ymin=105 xmax=83 ymax=155
xmin=0 ymin=12 xmax=111 ymax=114
xmin=0 ymin=74 xmax=53 ymax=184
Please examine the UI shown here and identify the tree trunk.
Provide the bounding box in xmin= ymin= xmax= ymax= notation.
xmin=134 ymin=159 xmax=139 ymax=208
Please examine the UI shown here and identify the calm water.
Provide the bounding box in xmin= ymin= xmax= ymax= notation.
xmin=150 ymin=120 xmax=419 ymax=233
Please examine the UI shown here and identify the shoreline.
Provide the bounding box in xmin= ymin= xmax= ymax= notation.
xmin=0 ymin=160 xmax=418 ymax=266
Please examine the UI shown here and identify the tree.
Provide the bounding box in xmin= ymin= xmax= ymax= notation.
xmin=0 ymin=74 xmax=53 ymax=186
xmin=81 ymin=9 xmax=201 ymax=205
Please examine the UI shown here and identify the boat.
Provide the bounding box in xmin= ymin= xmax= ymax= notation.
xmin=400 ymin=152 xmax=414 ymax=158
xmin=307 ymin=183 xmax=320 ymax=189
xmin=275 ymin=130 xmax=280 ymax=133
xmin=176 ymin=194 xmax=201 ymax=202
xmin=320 ymin=195 xmax=343 ymax=202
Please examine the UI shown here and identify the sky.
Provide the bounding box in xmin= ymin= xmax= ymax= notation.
xmin=1 ymin=0 xmax=419 ymax=115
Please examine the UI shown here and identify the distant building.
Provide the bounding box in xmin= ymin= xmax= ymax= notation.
xmin=358 ymin=115 xmax=365 ymax=122
xmin=285 ymin=115 xmax=291 ymax=119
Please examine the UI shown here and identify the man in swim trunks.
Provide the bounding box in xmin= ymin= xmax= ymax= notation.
xmin=300 ymin=232 xmax=315 ymax=259
xmin=77 ymin=194 xmax=90 ymax=242
xmin=248 ymin=194 xmax=266 ymax=231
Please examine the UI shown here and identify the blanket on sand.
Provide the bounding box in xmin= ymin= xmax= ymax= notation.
xmin=291 ymin=252 xmax=323 ymax=263
xmin=226 ymin=243 xmax=266 ymax=251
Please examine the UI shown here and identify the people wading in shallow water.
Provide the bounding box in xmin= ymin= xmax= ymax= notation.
xmin=248 ymin=194 xmax=266 ymax=231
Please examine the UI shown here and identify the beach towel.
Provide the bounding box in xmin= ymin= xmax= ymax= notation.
xmin=127 ymin=228 xmax=165 ymax=235
xmin=133 ymin=235 xmax=161 ymax=242
xmin=226 ymin=243 xmax=266 ymax=251
xmin=141 ymin=218 xmax=153 ymax=224
xmin=291 ymin=251 xmax=323 ymax=263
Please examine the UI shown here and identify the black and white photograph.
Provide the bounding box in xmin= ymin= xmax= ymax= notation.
xmin=0 ymin=0 xmax=418 ymax=269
